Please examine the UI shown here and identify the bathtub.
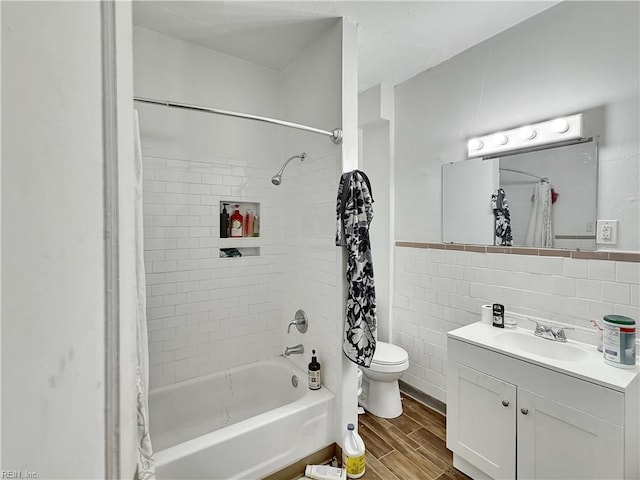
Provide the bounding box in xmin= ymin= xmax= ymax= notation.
xmin=149 ymin=357 xmax=335 ymax=479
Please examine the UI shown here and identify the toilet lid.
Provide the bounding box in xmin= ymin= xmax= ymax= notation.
xmin=372 ymin=342 xmax=409 ymax=366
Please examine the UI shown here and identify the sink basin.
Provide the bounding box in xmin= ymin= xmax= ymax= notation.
xmin=493 ymin=331 xmax=589 ymax=362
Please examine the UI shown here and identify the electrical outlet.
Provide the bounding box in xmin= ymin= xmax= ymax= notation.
xmin=596 ymin=220 xmax=618 ymax=244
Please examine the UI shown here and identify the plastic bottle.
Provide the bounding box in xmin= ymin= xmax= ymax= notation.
xmin=342 ymin=424 xmax=365 ymax=479
xmin=308 ymin=350 xmax=321 ymax=390
xmin=304 ymin=465 xmax=346 ymax=480
xmin=219 ymin=203 xmax=230 ymax=238
xmin=252 ymin=215 xmax=260 ymax=237
xmin=244 ymin=209 xmax=253 ymax=237
xmin=230 ymin=204 xmax=243 ymax=238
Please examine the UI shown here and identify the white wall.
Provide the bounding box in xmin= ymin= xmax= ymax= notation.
xmin=359 ymin=83 xmax=395 ymax=343
xmin=395 ymin=1 xmax=639 ymax=252
xmin=133 ymin=26 xmax=285 ymax=389
xmin=1 ymin=2 xmax=106 ymax=476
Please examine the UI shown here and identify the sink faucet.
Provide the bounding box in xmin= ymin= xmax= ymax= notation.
xmin=534 ymin=321 xmax=572 ymax=342
xmin=283 ymin=344 xmax=304 ymax=356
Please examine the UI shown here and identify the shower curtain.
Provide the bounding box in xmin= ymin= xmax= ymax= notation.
xmin=525 ymin=181 xmax=553 ymax=247
xmin=134 ymin=110 xmax=155 ymax=479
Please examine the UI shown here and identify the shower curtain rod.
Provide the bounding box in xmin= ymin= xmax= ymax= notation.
xmin=499 ymin=168 xmax=548 ymax=182
xmin=134 ymin=97 xmax=343 ymax=145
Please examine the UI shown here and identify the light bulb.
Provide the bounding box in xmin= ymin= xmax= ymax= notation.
xmin=468 ymin=138 xmax=484 ymax=151
xmin=519 ymin=126 xmax=536 ymax=140
xmin=551 ymin=118 xmax=570 ymax=133
xmin=492 ymin=133 xmax=508 ymax=146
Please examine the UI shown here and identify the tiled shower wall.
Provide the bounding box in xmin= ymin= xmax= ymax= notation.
xmin=143 ymin=155 xmax=283 ymax=389
xmin=393 ymin=245 xmax=640 ymax=402
xmin=280 ymin=151 xmax=342 ymax=394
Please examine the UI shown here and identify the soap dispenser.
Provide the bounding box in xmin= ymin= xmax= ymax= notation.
xmin=220 ymin=203 xmax=230 ymax=238
xmin=308 ymin=350 xmax=321 ymax=390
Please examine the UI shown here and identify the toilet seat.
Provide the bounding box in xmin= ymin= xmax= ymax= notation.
xmin=367 ymin=342 xmax=409 ymax=373
xmin=372 ymin=342 xmax=409 ymax=366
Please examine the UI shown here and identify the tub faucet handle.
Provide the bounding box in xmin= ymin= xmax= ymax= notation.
xmin=287 ymin=310 xmax=308 ymax=334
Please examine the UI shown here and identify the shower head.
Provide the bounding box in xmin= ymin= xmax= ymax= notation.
xmin=271 ymin=152 xmax=306 ymax=186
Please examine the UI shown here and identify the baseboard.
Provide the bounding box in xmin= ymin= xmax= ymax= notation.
xmin=399 ymin=380 xmax=447 ymax=416
xmin=262 ymin=443 xmax=338 ymax=480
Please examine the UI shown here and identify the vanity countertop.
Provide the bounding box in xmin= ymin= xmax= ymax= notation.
xmin=448 ymin=322 xmax=638 ymax=392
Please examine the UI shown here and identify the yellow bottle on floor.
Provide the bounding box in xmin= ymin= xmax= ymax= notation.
xmin=342 ymin=423 xmax=365 ymax=479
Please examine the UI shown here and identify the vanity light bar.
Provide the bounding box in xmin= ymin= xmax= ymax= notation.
xmin=467 ymin=113 xmax=583 ymax=158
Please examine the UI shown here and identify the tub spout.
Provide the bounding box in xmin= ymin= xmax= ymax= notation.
xmin=284 ymin=344 xmax=304 ymax=356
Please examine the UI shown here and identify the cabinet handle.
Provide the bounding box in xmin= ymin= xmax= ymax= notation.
xmin=501 ymin=400 xmax=509 ymax=407
xmin=521 ymin=408 xmax=529 ymax=415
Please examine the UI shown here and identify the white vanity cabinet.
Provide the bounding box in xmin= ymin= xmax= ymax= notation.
xmin=446 ymin=323 xmax=639 ymax=480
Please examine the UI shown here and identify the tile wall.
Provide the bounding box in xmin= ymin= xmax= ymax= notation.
xmin=280 ymin=150 xmax=342 ymax=394
xmin=143 ymin=154 xmax=284 ymax=389
xmin=393 ymin=245 xmax=640 ymax=402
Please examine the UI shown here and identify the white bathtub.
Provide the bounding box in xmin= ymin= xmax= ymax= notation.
xmin=149 ymin=357 xmax=335 ymax=479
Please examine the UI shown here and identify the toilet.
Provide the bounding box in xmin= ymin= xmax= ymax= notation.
xmin=359 ymin=341 xmax=409 ymax=418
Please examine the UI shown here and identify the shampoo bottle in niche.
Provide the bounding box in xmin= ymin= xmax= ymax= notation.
xmin=244 ymin=209 xmax=254 ymax=237
xmin=342 ymin=423 xmax=365 ymax=479
xmin=219 ymin=203 xmax=230 ymax=238
xmin=252 ymin=215 xmax=260 ymax=237
xmin=230 ymin=204 xmax=243 ymax=238
xmin=308 ymin=350 xmax=321 ymax=390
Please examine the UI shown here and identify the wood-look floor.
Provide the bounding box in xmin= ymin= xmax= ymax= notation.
xmin=357 ymin=393 xmax=471 ymax=480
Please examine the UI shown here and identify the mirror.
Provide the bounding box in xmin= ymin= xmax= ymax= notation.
xmin=443 ymin=140 xmax=598 ymax=250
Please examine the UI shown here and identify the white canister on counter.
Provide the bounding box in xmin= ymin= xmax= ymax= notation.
xmin=603 ymin=315 xmax=636 ymax=368
xmin=481 ymin=304 xmax=492 ymax=324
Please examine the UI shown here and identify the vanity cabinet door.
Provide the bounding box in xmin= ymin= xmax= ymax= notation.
xmin=447 ymin=362 xmax=516 ymax=479
xmin=517 ymin=388 xmax=624 ymax=480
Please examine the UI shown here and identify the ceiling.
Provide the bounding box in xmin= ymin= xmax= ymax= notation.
xmin=132 ymin=1 xmax=560 ymax=92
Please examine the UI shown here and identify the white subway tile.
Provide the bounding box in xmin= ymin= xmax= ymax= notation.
xmin=163 ymin=293 xmax=188 ymax=306
xmin=575 ymin=279 xmax=602 ymax=300
xmin=189 ymin=183 xmax=211 ymax=195
xmin=563 ymin=258 xmax=588 ymax=278
xmin=147 ymin=296 xmax=163 ymax=308
xmin=202 ymin=174 xmax=223 ymax=184
xmin=176 ymin=216 xmax=200 ymax=227
xmin=588 ymin=260 xmax=615 ymax=281
xmin=585 ymin=300 xmax=614 ymax=321
xmin=177 ymin=194 xmax=201 ymax=205
xmin=552 ymin=277 xmax=576 ymax=297
xmin=148 ymin=306 xmax=176 ymax=320
xmin=602 ymin=282 xmax=631 ymax=305
xmin=165 ymin=182 xmax=190 ymax=194
xmin=616 ymin=262 xmax=640 ymax=284
xmin=562 ymin=297 xmax=587 ymax=318
xmin=155 ymin=169 xmax=180 ymax=182
xmin=223 ymin=176 xmax=243 ymax=186
xmin=178 ymin=172 xmax=202 ymax=184
xmin=166 ymin=205 xmax=190 ymax=216
xmin=631 ymin=285 xmax=640 ymax=307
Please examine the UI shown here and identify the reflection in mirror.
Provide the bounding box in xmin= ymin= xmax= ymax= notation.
xmin=498 ymin=140 xmax=597 ymax=250
xmin=442 ymin=140 xmax=598 ymax=250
